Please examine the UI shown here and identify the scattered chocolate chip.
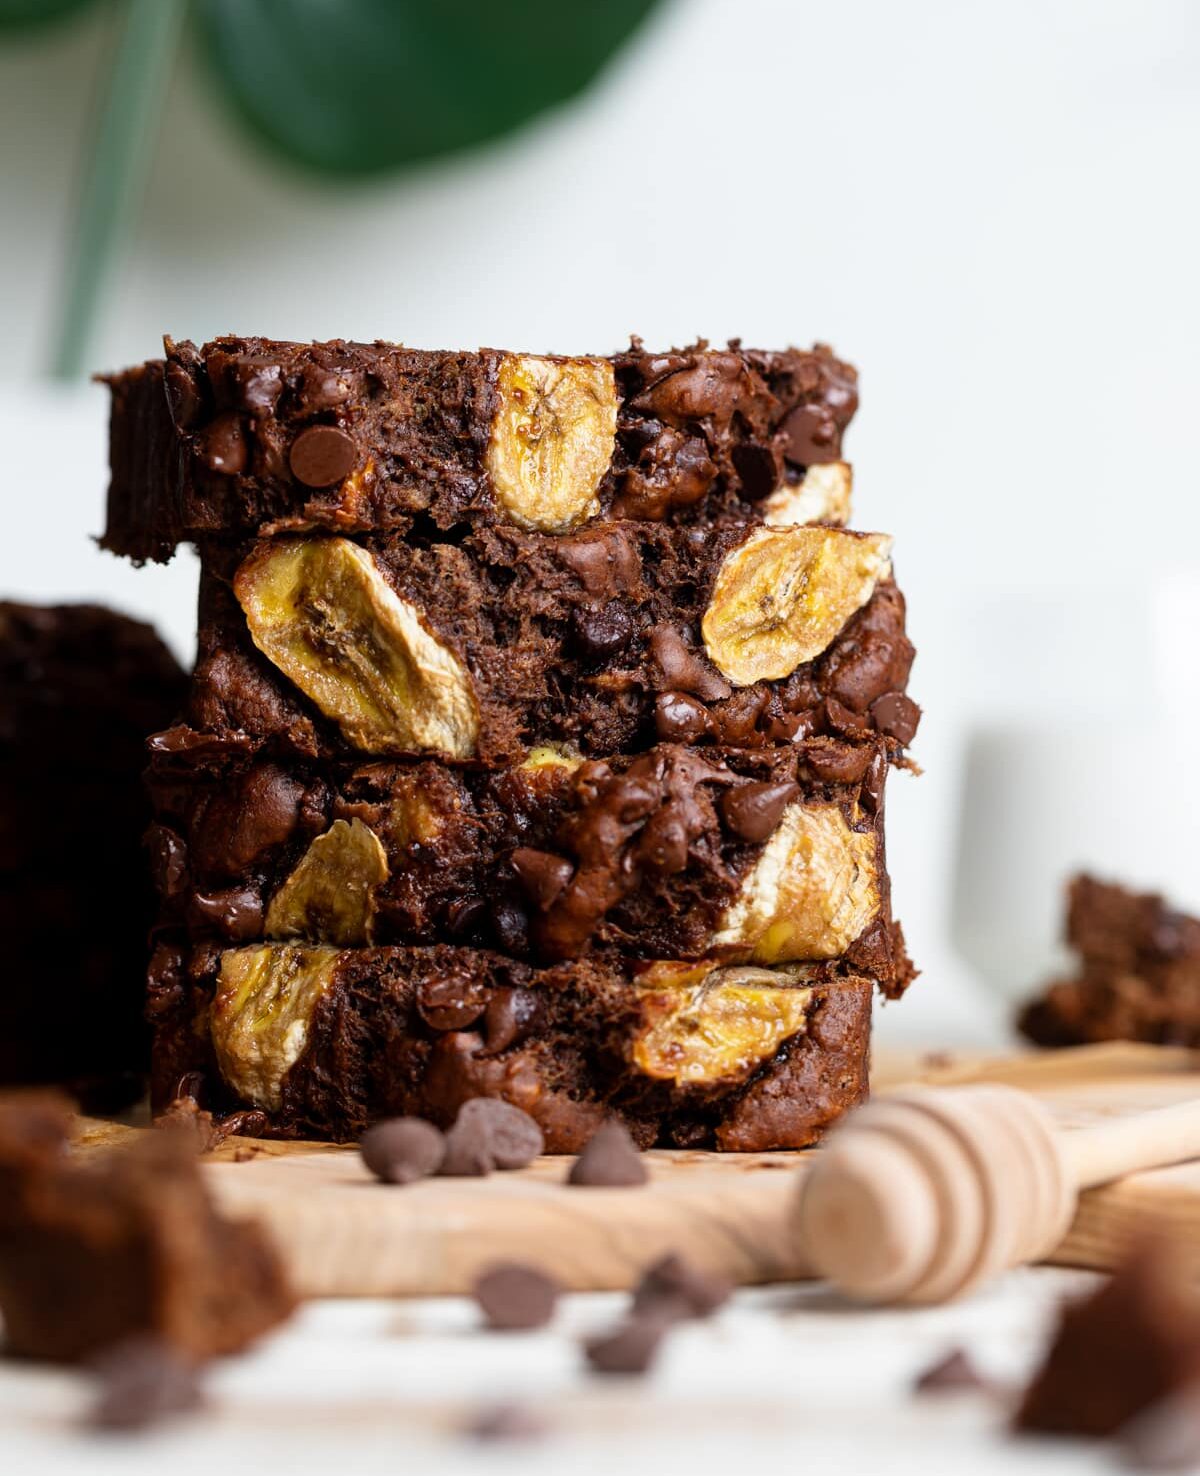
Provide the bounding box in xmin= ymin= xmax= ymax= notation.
xmin=85 ymin=1337 xmax=204 ymax=1431
xmin=455 ymin=1098 xmax=543 ymax=1169
xmin=635 ymin=808 xmax=689 ymax=875
xmin=655 ymin=690 xmax=714 ymax=743
xmin=719 ymin=781 xmax=799 ymax=843
xmin=870 ymin=691 xmax=921 ymax=746
xmin=1120 ymin=1388 xmax=1200 ymax=1470
xmin=570 ymin=602 xmax=635 ymax=663
xmin=464 ymin=1401 xmax=547 ymax=1443
xmin=780 ymin=403 xmax=839 ymax=466
xmin=731 ymin=440 xmax=780 ymax=501
xmin=804 ymin=738 xmax=873 ymax=785
xmin=584 ymin=1314 xmax=669 ymax=1375
xmin=415 ymin=974 xmax=489 ymax=1031
xmin=568 ymin=1120 xmax=647 ymax=1187
xmin=489 ymin=898 xmax=529 ymax=954
xmin=186 ymin=886 xmax=263 ymax=941
xmin=914 ymin=1348 xmax=991 ymax=1394
xmin=474 ymin=1262 xmax=560 ymax=1330
xmin=297 ymin=363 xmax=359 ymax=413
xmin=632 ymin=1253 xmax=732 ymax=1321
xmin=200 ymin=411 xmax=247 ymax=475
xmin=360 ymin=1117 xmax=446 ymax=1184
xmin=510 ymin=847 xmax=573 ymax=910
xmin=481 ymin=989 xmax=542 ymax=1056
xmin=439 ymin=1119 xmax=493 ymax=1176
xmin=231 ymin=358 xmax=283 ymax=416
xmin=824 ymin=696 xmax=871 ymax=737
xmin=648 ymin=625 xmax=732 ymax=703
xmin=289 ymin=424 xmax=357 ymax=487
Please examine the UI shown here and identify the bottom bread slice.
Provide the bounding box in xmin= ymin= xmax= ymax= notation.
xmin=151 ymin=942 xmax=874 ymax=1152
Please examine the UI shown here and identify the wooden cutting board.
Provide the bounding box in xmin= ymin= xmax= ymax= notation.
xmin=76 ymin=1042 xmax=1200 ymax=1298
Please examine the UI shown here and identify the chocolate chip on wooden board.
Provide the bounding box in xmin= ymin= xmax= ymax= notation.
xmin=359 ymin=1118 xmax=446 ymax=1184
xmin=437 ymin=1097 xmax=545 ymax=1177
xmin=473 ymin=1263 xmax=560 ymax=1331
xmin=567 ymin=1120 xmax=647 ymax=1187
xmin=85 ymin=1337 xmax=205 ymax=1432
xmin=632 ymin=1253 xmax=731 ymax=1320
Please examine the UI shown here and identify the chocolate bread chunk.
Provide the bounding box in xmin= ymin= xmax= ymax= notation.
xmin=102 ymin=339 xmax=857 ymax=562
xmin=183 ymin=522 xmax=915 ymax=769
xmin=148 ymin=942 xmax=877 ymax=1151
xmin=144 ymin=736 xmax=906 ymax=986
xmin=0 ymin=1093 xmax=294 ymax=1362
xmin=1019 ymin=875 xmax=1200 ymax=1048
xmin=0 ymin=603 xmax=186 ymax=1086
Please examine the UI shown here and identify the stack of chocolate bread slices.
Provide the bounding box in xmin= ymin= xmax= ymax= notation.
xmin=103 ymin=336 xmax=920 ymax=1151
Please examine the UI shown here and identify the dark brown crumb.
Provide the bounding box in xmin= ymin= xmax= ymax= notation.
xmin=1015 ymin=1238 xmax=1200 ymax=1439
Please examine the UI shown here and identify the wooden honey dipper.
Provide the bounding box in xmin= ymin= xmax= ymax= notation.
xmin=794 ymin=1083 xmax=1200 ymax=1304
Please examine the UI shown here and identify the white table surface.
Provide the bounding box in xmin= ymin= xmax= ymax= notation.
xmin=0 ymin=1267 xmax=1126 ymax=1475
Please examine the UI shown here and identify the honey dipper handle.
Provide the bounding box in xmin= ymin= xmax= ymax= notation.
xmin=1060 ymin=1096 xmax=1200 ymax=1189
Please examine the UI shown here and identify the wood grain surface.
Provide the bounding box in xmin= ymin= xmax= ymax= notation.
xmin=73 ymin=1042 xmax=1200 ymax=1297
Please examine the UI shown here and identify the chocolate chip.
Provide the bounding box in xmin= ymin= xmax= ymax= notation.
xmin=481 ymin=989 xmax=542 ymax=1056
xmin=648 ymin=626 xmax=732 ymax=703
xmin=824 ymin=696 xmax=871 ymax=737
xmin=804 ymin=738 xmax=873 ymax=785
xmin=731 ymin=440 xmax=780 ymax=501
xmin=200 ymin=411 xmax=247 ymax=475
xmin=415 ymin=973 xmax=489 ymax=1031
xmin=870 ymin=691 xmax=921 ymax=746
xmin=510 ymin=847 xmax=573 ymax=911
xmin=439 ymin=1112 xmax=494 ymax=1177
xmin=490 ymin=898 xmax=529 ymax=954
xmin=914 ymin=1348 xmax=992 ymax=1394
xmin=570 ymin=602 xmax=635 ymax=663
xmin=455 ymin=1097 xmax=543 ymax=1168
xmin=464 ymin=1402 xmax=547 ymax=1442
xmin=297 ymin=363 xmax=360 ymax=413
xmin=231 ymin=358 xmax=283 ymax=416
xmin=360 ymin=1117 xmax=446 ymax=1184
xmin=780 ymin=403 xmax=839 ymax=466
xmin=719 ymin=781 xmax=799 ymax=842
xmin=474 ymin=1262 xmax=559 ymax=1330
xmin=289 ymin=424 xmax=357 ymax=487
xmin=584 ymin=1314 xmax=669 ymax=1375
xmin=635 ymin=808 xmax=689 ymax=874
xmin=186 ymin=886 xmax=263 ymax=941
xmin=655 ymin=691 xmax=714 ymax=743
xmin=164 ymin=360 xmax=203 ymax=429
xmin=567 ymin=1120 xmax=647 ymax=1187
xmin=85 ymin=1337 xmax=204 ymax=1431
xmin=633 ymin=1253 xmax=732 ymax=1321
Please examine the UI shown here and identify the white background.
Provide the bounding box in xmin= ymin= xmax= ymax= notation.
xmin=3 ymin=0 xmax=1200 ymax=1042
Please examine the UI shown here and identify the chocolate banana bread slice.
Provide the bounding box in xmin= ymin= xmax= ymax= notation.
xmin=186 ymin=521 xmax=918 ymax=768
xmin=0 ymin=602 xmax=186 ymax=1087
xmin=149 ymin=942 xmax=876 ymax=1151
xmin=1019 ymin=874 xmax=1200 ymax=1048
xmin=103 ymin=338 xmax=857 ymax=562
xmin=145 ymin=735 xmax=909 ymax=988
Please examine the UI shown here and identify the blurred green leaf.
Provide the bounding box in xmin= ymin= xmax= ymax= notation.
xmin=193 ymin=0 xmax=664 ymax=176
xmin=0 ymin=0 xmax=95 ymax=30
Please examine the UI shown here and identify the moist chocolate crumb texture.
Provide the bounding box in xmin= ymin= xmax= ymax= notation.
xmin=1020 ymin=875 xmax=1200 ymax=1048
xmin=103 ymin=333 xmax=920 ymax=1153
xmin=103 ymin=338 xmax=858 ymax=563
xmin=183 ymin=521 xmax=917 ymax=768
xmin=148 ymin=941 xmax=876 ymax=1151
xmin=144 ymin=735 xmax=907 ymax=985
